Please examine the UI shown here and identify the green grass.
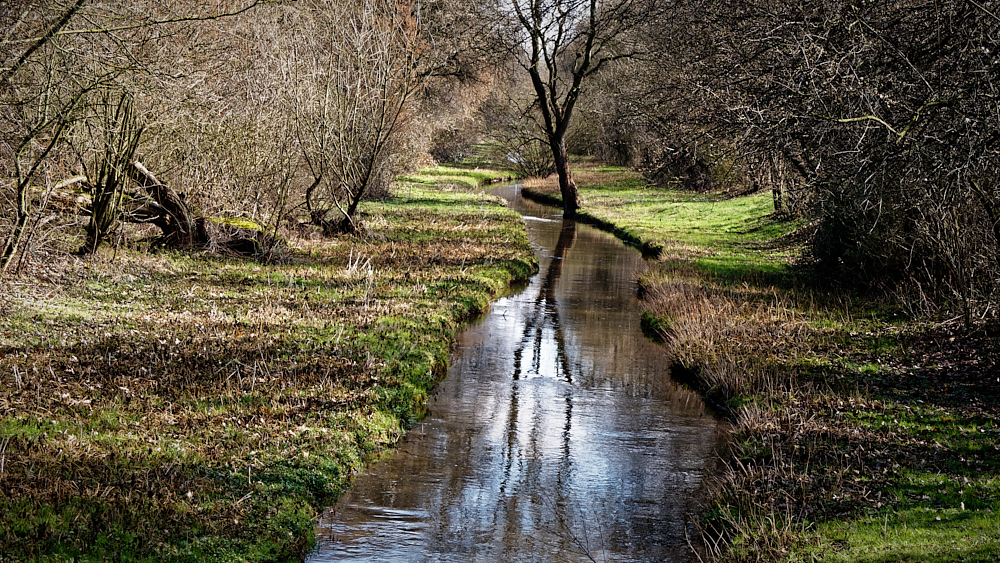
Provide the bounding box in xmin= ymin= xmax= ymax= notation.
xmin=520 ymin=166 xmax=803 ymax=276
xmin=796 ymin=507 xmax=1000 ymax=562
xmin=0 ymin=181 xmax=535 ymax=561
xmin=518 ymin=163 xmax=1000 ymax=562
xmin=398 ymin=165 xmax=515 ymax=190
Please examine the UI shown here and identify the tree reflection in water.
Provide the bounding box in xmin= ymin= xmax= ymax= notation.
xmin=504 ymin=219 xmax=585 ymax=554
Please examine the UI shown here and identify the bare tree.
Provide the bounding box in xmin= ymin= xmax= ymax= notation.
xmin=290 ymin=0 xmax=423 ymax=235
xmin=482 ymin=86 xmax=555 ymax=178
xmin=638 ymin=0 xmax=1000 ymax=317
xmin=489 ymin=0 xmax=654 ymax=217
xmin=716 ymin=0 xmax=1000 ymax=317
xmin=1 ymin=1 xmax=96 ymax=272
xmin=80 ymin=92 xmax=143 ymax=253
xmin=1 ymin=1 xmax=283 ymax=270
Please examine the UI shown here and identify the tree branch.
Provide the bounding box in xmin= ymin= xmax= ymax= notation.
xmin=9 ymin=0 xmax=275 ymax=43
xmin=0 ymin=0 xmax=88 ymax=88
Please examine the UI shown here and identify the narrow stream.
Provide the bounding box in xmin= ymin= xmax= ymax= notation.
xmin=308 ymin=185 xmax=719 ymax=562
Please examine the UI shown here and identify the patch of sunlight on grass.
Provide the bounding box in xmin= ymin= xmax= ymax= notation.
xmin=584 ymin=189 xmax=793 ymax=247
xmin=520 ymin=165 xmax=806 ymax=279
xmin=579 ymin=184 xmax=804 ymax=275
xmin=793 ymin=507 xmax=1000 ymax=563
xmin=399 ymin=165 xmax=513 ymax=189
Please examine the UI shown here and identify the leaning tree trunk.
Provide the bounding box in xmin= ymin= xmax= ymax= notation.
xmin=0 ymin=178 xmax=31 ymax=273
xmin=551 ymin=136 xmax=580 ymax=218
xmin=127 ymin=161 xmax=198 ymax=247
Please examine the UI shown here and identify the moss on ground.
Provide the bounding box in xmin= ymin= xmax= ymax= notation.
xmin=522 ymin=164 xmax=1000 ymax=562
xmin=0 ymin=170 xmax=535 ymax=562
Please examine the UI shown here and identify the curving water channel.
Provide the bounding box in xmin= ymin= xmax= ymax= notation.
xmin=308 ymin=185 xmax=719 ymax=562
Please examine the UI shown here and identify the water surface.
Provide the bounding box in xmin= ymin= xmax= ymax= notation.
xmin=309 ymin=185 xmax=718 ymax=562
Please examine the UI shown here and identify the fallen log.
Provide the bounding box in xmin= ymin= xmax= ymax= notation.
xmin=61 ymin=161 xmax=279 ymax=256
xmin=126 ymin=161 xmax=198 ymax=248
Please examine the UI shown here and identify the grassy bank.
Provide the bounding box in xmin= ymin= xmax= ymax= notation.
xmin=0 ymin=172 xmax=535 ymax=562
xmin=522 ymin=166 xmax=1000 ymax=561
xmin=520 ymin=167 xmax=801 ymax=275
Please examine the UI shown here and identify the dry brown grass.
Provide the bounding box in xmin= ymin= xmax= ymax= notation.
xmin=641 ymin=262 xmax=1000 ymax=561
xmin=643 ymin=268 xmax=824 ymax=399
xmin=641 ymin=267 xmax=868 ymax=559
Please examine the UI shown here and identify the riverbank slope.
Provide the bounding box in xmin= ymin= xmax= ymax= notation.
xmin=522 ymin=165 xmax=1000 ymax=562
xmin=0 ymin=171 xmax=535 ymax=562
